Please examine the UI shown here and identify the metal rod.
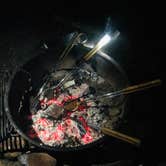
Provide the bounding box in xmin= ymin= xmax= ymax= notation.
xmin=48 ymin=79 xmax=162 ymax=110
xmin=83 ymin=31 xmax=120 ymax=61
xmin=3 ymin=140 xmax=6 ymax=151
xmin=59 ymin=32 xmax=78 ymax=60
xmin=0 ymin=79 xmax=4 ymax=140
xmin=101 ymin=127 xmax=141 ymax=147
xmin=45 ymin=32 xmax=119 ymax=90
xmin=35 ymin=33 xmax=86 ymax=99
xmin=96 ymin=79 xmax=161 ymax=100
xmin=14 ymin=136 xmax=18 ymax=150
xmin=34 ymin=31 xmax=119 ymax=102
xmin=19 ymin=135 xmax=22 ymax=149
xmin=9 ymin=136 xmax=13 ymax=150
xmin=2 ymin=77 xmax=7 ymax=138
xmin=0 ymin=79 xmax=3 ymax=140
xmin=59 ymin=32 xmax=86 ymax=60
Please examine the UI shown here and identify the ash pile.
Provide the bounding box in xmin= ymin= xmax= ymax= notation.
xmin=24 ymin=64 xmax=122 ymax=147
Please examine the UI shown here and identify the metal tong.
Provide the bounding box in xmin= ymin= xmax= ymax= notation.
xmin=51 ymin=31 xmax=120 ymax=90
xmin=36 ymin=31 xmax=120 ymax=97
xmin=101 ymin=127 xmax=141 ymax=147
xmin=59 ymin=32 xmax=87 ymax=60
xmin=65 ymin=79 xmax=161 ymax=147
xmin=87 ymin=79 xmax=162 ymax=101
xmin=65 ymin=79 xmax=161 ymax=105
xmin=100 ymin=79 xmax=161 ymax=147
xmin=36 ymin=32 xmax=87 ymax=97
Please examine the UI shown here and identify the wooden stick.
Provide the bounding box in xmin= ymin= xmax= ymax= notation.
xmin=101 ymin=127 xmax=141 ymax=147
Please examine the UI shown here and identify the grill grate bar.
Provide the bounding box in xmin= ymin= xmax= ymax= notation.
xmin=0 ymin=74 xmax=4 ymax=141
xmin=19 ymin=135 xmax=22 ymax=149
xmin=0 ymin=69 xmax=9 ymax=141
xmin=0 ymin=65 xmax=37 ymax=154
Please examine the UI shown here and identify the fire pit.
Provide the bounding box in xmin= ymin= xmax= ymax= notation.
xmin=4 ymin=34 xmax=129 ymax=151
xmin=25 ymin=65 xmax=123 ymax=148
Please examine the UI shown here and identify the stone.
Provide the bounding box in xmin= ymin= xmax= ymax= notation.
xmin=18 ymin=153 xmax=57 ymax=166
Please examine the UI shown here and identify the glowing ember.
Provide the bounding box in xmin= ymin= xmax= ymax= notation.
xmin=27 ymin=68 xmax=118 ymax=147
xmin=82 ymin=130 xmax=93 ymax=144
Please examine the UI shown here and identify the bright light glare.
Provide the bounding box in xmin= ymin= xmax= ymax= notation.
xmin=97 ymin=34 xmax=111 ymax=49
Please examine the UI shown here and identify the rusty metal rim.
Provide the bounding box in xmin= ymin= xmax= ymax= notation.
xmin=4 ymin=49 xmax=129 ymax=152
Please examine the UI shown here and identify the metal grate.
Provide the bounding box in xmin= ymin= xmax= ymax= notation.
xmin=0 ymin=68 xmax=12 ymax=140
xmin=0 ymin=66 xmax=35 ymax=154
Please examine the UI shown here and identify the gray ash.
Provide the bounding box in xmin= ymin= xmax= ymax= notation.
xmin=26 ymin=65 xmax=122 ymax=147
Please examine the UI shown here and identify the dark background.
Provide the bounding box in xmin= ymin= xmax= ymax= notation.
xmin=0 ymin=1 xmax=165 ymax=165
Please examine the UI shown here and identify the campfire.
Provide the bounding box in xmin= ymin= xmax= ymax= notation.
xmin=25 ymin=65 xmax=120 ymax=147
xmin=10 ymin=31 xmax=160 ymax=149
